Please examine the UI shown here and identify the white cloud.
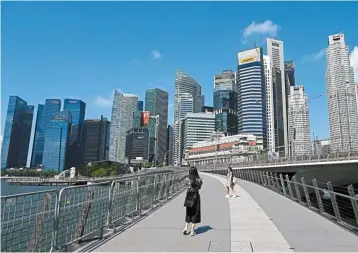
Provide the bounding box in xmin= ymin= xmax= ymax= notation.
xmin=94 ymin=88 xmax=123 ymax=108
xmin=242 ymin=20 xmax=280 ymax=41
xmin=350 ymin=46 xmax=358 ymax=84
xmin=301 ymin=48 xmax=325 ymax=64
xmin=152 ymin=50 xmax=162 ymax=60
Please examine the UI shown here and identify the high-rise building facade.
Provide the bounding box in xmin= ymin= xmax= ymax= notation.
xmin=109 ymin=91 xmax=138 ymax=163
xmin=288 ymin=86 xmax=311 ymax=156
xmin=214 ymin=70 xmax=238 ymax=135
xmin=272 ymin=67 xmax=286 ymax=154
xmin=174 ymin=93 xmax=194 ymax=165
xmin=326 ymin=33 xmax=358 ymax=152
xmin=267 ymin=38 xmax=288 ymax=156
xmin=174 ymin=70 xmax=203 ymax=165
xmin=138 ymin=100 xmax=144 ymax=111
xmin=145 ymin=88 xmax=169 ymax=164
xmin=167 ymin=125 xmax=174 ymax=165
xmin=237 ymin=47 xmax=267 ymax=148
xmin=31 ymin=99 xmax=61 ymax=167
xmin=1 ymin=96 xmax=34 ymax=169
xmin=64 ymin=99 xmax=86 ymax=168
xmin=83 ymin=116 xmax=111 ymax=164
xmin=263 ymin=56 xmax=275 ymax=153
xmin=132 ymin=111 xmax=142 ymax=128
xmin=356 ymin=85 xmax=358 ymax=111
xmin=125 ymin=127 xmax=149 ymax=162
xmin=182 ymin=113 xmax=215 ymax=164
xmin=42 ymin=110 xmax=72 ymax=171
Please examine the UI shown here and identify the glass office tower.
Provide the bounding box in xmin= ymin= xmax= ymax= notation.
xmin=42 ymin=110 xmax=72 ymax=171
xmin=63 ymin=99 xmax=86 ymax=168
xmin=31 ymin=99 xmax=61 ymax=167
xmin=1 ymin=96 xmax=34 ymax=169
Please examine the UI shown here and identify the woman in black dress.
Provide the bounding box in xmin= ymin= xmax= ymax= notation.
xmin=183 ymin=167 xmax=202 ymax=236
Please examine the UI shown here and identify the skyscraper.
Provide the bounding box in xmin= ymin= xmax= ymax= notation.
xmin=167 ymin=125 xmax=174 ymax=165
xmin=288 ymin=86 xmax=311 ymax=156
xmin=145 ymin=88 xmax=169 ymax=164
xmin=109 ymin=91 xmax=138 ymax=163
xmin=174 ymin=93 xmax=194 ymax=165
xmin=42 ymin=110 xmax=72 ymax=171
xmin=182 ymin=113 xmax=215 ymax=164
xmin=83 ymin=116 xmax=111 ymax=164
xmin=1 ymin=96 xmax=34 ymax=169
xmin=174 ymin=70 xmax=203 ymax=165
xmin=326 ymin=33 xmax=358 ymax=152
xmin=237 ymin=47 xmax=267 ymax=148
xmin=267 ymin=38 xmax=288 ymax=156
xmin=64 ymin=99 xmax=86 ymax=168
xmin=125 ymin=127 xmax=149 ymax=162
xmin=263 ymin=56 xmax=275 ymax=153
xmin=138 ymin=100 xmax=144 ymax=111
xmin=31 ymin=99 xmax=61 ymax=167
xmin=213 ymin=70 xmax=238 ymax=135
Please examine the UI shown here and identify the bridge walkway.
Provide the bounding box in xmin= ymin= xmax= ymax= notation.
xmin=88 ymin=173 xmax=358 ymax=252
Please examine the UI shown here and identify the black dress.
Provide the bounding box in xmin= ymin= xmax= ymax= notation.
xmin=185 ymin=178 xmax=202 ymax=224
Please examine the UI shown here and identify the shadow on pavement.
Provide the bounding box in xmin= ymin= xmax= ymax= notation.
xmin=195 ymin=225 xmax=213 ymax=235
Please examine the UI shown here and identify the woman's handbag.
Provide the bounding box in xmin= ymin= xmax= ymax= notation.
xmin=184 ymin=190 xmax=197 ymax=208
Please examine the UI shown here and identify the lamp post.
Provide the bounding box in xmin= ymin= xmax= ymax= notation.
xmin=163 ymin=149 xmax=171 ymax=166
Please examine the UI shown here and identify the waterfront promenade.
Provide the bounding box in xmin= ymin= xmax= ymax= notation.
xmin=84 ymin=173 xmax=358 ymax=252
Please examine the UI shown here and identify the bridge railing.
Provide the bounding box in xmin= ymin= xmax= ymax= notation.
xmin=196 ymin=150 xmax=358 ymax=170
xmin=1 ymin=170 xmax=188 ymax=252
xmin=203 ymin=168 xmax=358 ymax=233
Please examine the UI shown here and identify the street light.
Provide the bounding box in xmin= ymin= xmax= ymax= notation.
xmin=163 ymin=149 xmax=171 ymax=166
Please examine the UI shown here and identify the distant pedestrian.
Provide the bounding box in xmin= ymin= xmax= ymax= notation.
xmin=183 ymin=167 xmax=203 ymax=236
xmin=226 ymin=166 xmax=237 ymax=198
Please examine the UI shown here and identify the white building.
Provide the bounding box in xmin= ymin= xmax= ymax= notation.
xmin=326 ymin=33 xmax=358 ymax=152
xmin=288 ymin=85 xmax=311 ymax=156
xmin=174 ymin=93 xmax=194 ymax=165
xmin=182 ymin=113 xmax=215 ymax=164
xmin=214 ymin=70 xmax=236 ymax=91
xmin=186 ymin=133 xmax=263 ymax=166
xmin=267 ymin=38 xmax=289 ymax=156
xmin=174 ymin=70 xmax=204 ymax=165
xmin=109 ymin=91 xmax=138 ymax=163
xmin=312 ymin=138 xmax=331 ymax=155
xmin=263 ymin=55 xmax=275 ymax=153
xmin=356 ymin=85 xmax=358 ymax=111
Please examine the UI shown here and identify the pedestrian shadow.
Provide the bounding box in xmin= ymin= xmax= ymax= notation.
xmin=195 ymin=225 xmax=213 ymax=235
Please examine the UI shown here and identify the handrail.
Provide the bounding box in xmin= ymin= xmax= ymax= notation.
xmin=1 ymin=170 xmax=189 ymax=252
xmin=203 ymin=168 xmax=358 ymax=232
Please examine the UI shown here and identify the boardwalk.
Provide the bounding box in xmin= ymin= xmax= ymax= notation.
xmin=86 ymin=173 xmax=358 ymax=252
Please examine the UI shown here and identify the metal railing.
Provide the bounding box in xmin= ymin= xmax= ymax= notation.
xmin=195 ymin=150 xmax=358 ymax=170
xmin=1 ymin=170 xmax=188 ymax=252
xmin=203 ymin=168 xmax=358 ymax=233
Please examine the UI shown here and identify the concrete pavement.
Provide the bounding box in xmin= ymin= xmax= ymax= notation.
xmin=89 ymin=172 xmax=358 ymax=252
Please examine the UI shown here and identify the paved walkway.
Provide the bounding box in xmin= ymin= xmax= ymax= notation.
xmin=90 ymin=173 xmax=358 ymax=252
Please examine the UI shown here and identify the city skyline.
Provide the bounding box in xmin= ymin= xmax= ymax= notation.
xmin=2 ymin=2 xmax=358 ymax=164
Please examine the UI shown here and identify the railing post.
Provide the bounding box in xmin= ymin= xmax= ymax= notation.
xmin=250 ymin=170 xmax=254 ymax=182
xmin=292 ymin=176 xmax=302 ymax=203
xmin=153 ymin=175 xmax=157 ymax=207
xmin=266 ymin=172 xmax=271 ymax=188
xmin=327 ymin=181 xmax=342 ymax=222
xmin=301 ymin=177 xmax=311 ymax=207
xmin=274 ymin=173 xmax=280 ymax=193
xmin=279 ymin=174 xmax=287 ymax=196
xmin=312 ymin=179 xmax=324 ymax=214
xmin=347 ymin=185 xmax=358 ymax=226
xmin=136 ymin=177 xmax=141 ymax=215
xmin=260 ymin=171 xmax=265 ymax=186
xmin=285 ymin=175 xmax=294 ymax=199
xmin=253 ymin=171 xmax=258 ymax=183
xmin=106 ymin=181 xmax=115 ymax=229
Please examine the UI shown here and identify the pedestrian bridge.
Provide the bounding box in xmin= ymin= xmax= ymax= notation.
xmin=1 ymin=169 xmax=358 ymax=252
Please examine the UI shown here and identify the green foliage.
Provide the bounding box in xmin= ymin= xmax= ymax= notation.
xmin=77 ymin=161 xmax=130 ymax=178
xmin=142 ymin=162 xmax=152 ymax=168
xmin=2 ymin=169 xmax=58 ymax=178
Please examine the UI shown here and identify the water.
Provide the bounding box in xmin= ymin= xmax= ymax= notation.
xmin=1 ymin=179 xmax=64 ymax=197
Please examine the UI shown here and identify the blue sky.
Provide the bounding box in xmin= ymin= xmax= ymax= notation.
xmin=2 ymin=1 xmax=358 ymax=152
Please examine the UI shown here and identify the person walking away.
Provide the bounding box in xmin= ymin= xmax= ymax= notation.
xmin=183 ymin=167 xmax=203 ymax=236
xmin=226 ymin=166 xmax=237 ymax=198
